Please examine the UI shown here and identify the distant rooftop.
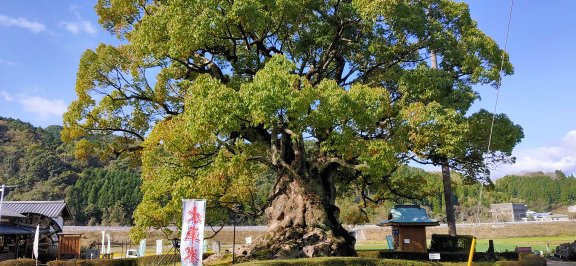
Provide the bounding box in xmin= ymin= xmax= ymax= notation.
xmin=2 ymin=200 xmax=70 ymax=219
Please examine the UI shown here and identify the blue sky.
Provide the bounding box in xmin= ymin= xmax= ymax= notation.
xmin=0 ymin=0 xmax=575 ymax=178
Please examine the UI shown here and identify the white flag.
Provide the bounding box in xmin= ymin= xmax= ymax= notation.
xmin=33 ymin=224 xmax=39 ymax=260
xmin=156 ymin=239 xmax=163 ymax=255
xmin=101 ymin=231 xmax=105 ymax=255
xmin=139 ymin=239 xmax=146 ymax=257
xmin=180 ymin=199 xmax=206 ymax=266
xmin=106 ymin=233 xmax=111 ymax=254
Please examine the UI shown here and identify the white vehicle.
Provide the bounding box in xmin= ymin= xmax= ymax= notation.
xmin=126 ymin=249 xmax=139 ymax=258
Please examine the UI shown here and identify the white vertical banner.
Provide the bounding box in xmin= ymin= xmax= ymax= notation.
xmin=33 ymin=224 xmax=39 ymax=260
xmin=106 ymin=233 xmax=111 ymax=254
xmin=156 ymin=239 xmax=163 ymax=255
xmin=101 ymin=231 xmax=105 ymax=255
xmin=138 ymin=239 xmax=146 ymax=257
xmin=180 ymin=199 xmax=206 ymax=266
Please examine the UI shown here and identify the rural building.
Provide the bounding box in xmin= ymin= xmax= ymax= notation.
xmin=377 ymin=205 xmax=439 ymax=253
xmin=489 ymin=203 xmax=527 ymax=222
xmin=0 ymin=201 xmax=70 ymax=261
xmin=568 ymin=205 xmax=576 ymax=213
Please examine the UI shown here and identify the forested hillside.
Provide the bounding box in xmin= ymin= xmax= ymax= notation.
xmin=341 ymin=166 xmax=576 ymax=224
xmin=0 ymin=117 xmax=141 ymax=225
xmin=494 ymin=172 xmax=576 ymax=212
xmin=1 ymin=117 xmax=573 ymax=226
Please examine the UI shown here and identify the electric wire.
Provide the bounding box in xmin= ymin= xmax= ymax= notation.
xmin=474 ymin=0 xmax=514 ymax=232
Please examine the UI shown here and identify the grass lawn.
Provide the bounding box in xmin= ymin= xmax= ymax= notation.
xmin=355 ymin=235 xmax=576 ymax=253
xmin=475 ymin=236 xmax=574 ymax=253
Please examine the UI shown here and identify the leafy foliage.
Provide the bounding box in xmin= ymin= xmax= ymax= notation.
xmin=0 ymin=117 xmax=73 ymax=200
xmin=0 ymin=116 xmax=141 ymax=226
xmin=63 ymin=0 xmax=522 ymax=249
xmin=66 ymin=168 xmax=142 ymax=225
xmin=493 ymin=172 xmax=576 ymax=212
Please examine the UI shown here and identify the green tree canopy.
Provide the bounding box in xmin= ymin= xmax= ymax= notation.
xmin=63 ymin=0 xmax=519 ymax=258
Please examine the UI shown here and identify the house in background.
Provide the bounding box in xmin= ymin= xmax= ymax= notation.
xmin=0 ymin=201 xmax=70 ymax=261
xmin=490 ymin=203 xmax=527 ymax=222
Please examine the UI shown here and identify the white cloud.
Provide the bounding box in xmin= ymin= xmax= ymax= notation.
xmin=495 ymin=130 xmax=576 ymax=177
xmin=60 ymin=21 xmax=96 ymax=35
xmin=59 ymin=6 xmax=97 ymax=35
xmin=18 ymin=96 xmax=67 ymax=119
xmin=0 ymin=14 xmax=46 ymax=33
xmin=0 ymin=59 xmax=19 ymax=66
xmin=0 ymin=90 xmax=14 ymax=101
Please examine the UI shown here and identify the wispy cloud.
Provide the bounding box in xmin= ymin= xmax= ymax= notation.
xmin=0 ymin=59 xmax=20 ymax=66
xmin=0 ymin=90 xmax=66 ymax=119
xmin=0 ymin=14 xmax=46 ymax=33
xmin=60 ymin=21 xmax=97 ymax=35
xmin=0 ymin=90 xmax=14 ymax=101
xmin=59 ymin=5 xmax=97 ymax=35
xmin=495 ymin=130 xmax=576 ymax=177
xmin=19 ymin=96 xmax=67 ymax=119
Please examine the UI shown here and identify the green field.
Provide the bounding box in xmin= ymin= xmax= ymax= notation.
xmin=355 ymin=236 xmax=576 ymax=253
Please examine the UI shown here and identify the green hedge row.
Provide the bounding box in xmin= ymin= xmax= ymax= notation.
xmin=236 ymin=257 xmax=435 ymax=266
xmin=45 ymin=254 xmax=179 ymax=266
xmin=429 ymin=234 xmax=474 ymax=252
xmin=495 ymin=254 xmax=546 ymax=266
xmin=0 ymin=259 xmax=37 ymax=266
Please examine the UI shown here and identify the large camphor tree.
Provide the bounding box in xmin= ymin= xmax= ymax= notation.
xmin=63 ymin=0 xmax=522 ymax=258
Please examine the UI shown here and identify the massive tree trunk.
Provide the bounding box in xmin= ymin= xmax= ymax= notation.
xmin=441 ymin=162 xmax=457 ymax=236
xmin=247 ymin=171 xmax=356 ymax=258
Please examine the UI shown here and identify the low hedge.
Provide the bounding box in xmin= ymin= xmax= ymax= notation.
xmin=46 ymin=254 xmax=180 ymax=266
xmin=429 ymin=234 xmax=474 ymax=252
xmin=495 ymin=254 xmax=546 ymax=266
xmin=377 ymin=250 xmax=518 ymax=262
xmin=236 ymin=257 xmax=435 ymax=266
xmin=0 ymin=259 xmax=37 ymax=266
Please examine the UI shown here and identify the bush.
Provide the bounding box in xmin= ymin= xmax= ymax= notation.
xmin=356 ymin=250 xmax=380 ymax=258
xmin=429 ymin=234 xmax=474 ymax=252
xmin=474 ymin=252 xmax=518 ymax=262
xmin=235 ymin=257 xmax=435 ymax=266
xmin=0 ymin=259 xmax=37 ymax=266
xmin=377 ymin=250 xmax=518 ymax=262
xmin=555 ymin=240 xmax=576 ymax=260
xmin=46 ymin=254 xmax=180 ymax=266
xmin=495 ymin=254 xmax=546 ymax=266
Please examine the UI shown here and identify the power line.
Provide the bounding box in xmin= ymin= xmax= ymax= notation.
xmin=475 ymin=0 xmax=514 ymax=231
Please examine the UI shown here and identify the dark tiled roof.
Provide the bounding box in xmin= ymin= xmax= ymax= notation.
xmin=2 ymin=201 xmax=70 ymax=219
xmin=377 ymin=204 xmax=439 ymax=226
xmin=0 ymin=207 xmax=26 ymax=218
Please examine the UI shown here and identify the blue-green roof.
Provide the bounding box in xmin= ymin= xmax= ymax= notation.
xmin=377 ymin=205 xmax=439 ymax=226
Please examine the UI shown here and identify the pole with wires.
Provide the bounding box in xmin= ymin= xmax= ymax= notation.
xmin=474 ymin=0 xmax=515 ymax=232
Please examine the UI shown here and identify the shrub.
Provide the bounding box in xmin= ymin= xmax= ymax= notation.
xmin=429 ymin=234 xmax=474 ymax=252
xmin=356 ymin=250 xmax=380 ymax=258
xmin=377 ymin=250 xmax=518 ymax=262
xmin=495 ymin=254 xmax=546 ymax=266
xmin=46 ymin=254 xmax=180 ymax=266
xmin=0 ymin=259 xmax=37 ymax=266
xmin=235 ymin=257 xmax=435 ymax=265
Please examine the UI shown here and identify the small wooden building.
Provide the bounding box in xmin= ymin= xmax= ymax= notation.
xmin=57 ymin=234 xmax=82 ymax=259
xmin=377 ymin=205 xmax=439 ymax=253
